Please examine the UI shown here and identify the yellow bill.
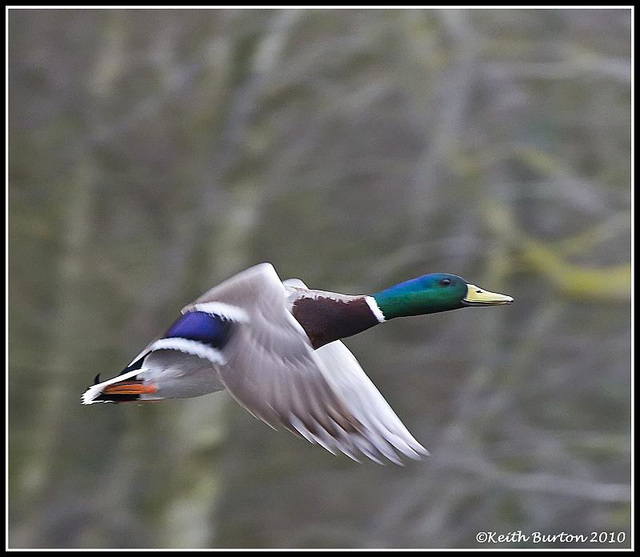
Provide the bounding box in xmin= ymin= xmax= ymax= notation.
xmin=463 ymin=284 xmax=514 ymax=306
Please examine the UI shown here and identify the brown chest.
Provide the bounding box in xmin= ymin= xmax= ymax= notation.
xmin=291 ymin=295 xmax=379 ymax=349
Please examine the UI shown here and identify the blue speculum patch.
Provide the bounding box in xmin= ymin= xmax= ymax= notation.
xmin=164 ymin=311 xmax=233 ymax=348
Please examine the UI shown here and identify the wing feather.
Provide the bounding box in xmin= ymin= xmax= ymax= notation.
xmin=285 ymin=276 xmax=429 ymax=461
xmin=315 ymin=340 xmax=429 ymax=459
xmin=174 ymin=264 xmax=428 ymax=464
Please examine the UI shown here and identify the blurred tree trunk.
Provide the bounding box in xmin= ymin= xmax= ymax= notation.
xmin=13 ymin=11 xmax=117 ymax=545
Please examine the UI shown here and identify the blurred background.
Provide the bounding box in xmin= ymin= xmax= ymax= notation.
xmin=8 ymin=8 xmax=631 ymax=549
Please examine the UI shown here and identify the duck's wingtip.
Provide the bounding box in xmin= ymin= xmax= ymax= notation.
xmin=247 ymin=262 xmax=278 ymax=277
xmin=404 ymin=442 xmax=430 ymax=459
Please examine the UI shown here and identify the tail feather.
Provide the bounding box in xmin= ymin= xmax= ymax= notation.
xmin=102 ymin=382 xmax=157 ymax=396
xmin=82 ymin=369 xmax=155 ymax=404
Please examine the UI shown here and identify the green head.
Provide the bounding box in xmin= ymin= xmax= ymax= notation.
xmin=371 ymin=273 xmax=513 ymax=321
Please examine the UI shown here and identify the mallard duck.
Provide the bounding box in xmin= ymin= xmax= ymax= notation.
xmin=82 ymin=263 xmax=512 ymax=464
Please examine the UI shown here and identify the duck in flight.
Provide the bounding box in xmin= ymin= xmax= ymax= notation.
xmin=82 ymin=263 xmax=513 ymax=464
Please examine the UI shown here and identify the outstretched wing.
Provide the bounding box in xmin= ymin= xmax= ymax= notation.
xmin=284 ymin=276 xmax=428 ymax=463
xmin=185 ymin=264 xmax=372 ymax=459
xmin=314 ymin=341 xmax=428 ymax=462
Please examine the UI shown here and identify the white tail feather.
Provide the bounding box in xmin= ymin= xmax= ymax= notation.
xmin=81 ymin=369 xmax=146 ymax=405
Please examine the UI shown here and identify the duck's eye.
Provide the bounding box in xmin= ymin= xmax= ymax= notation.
xmin=440 ymin=278 xmax=451 ymax=286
